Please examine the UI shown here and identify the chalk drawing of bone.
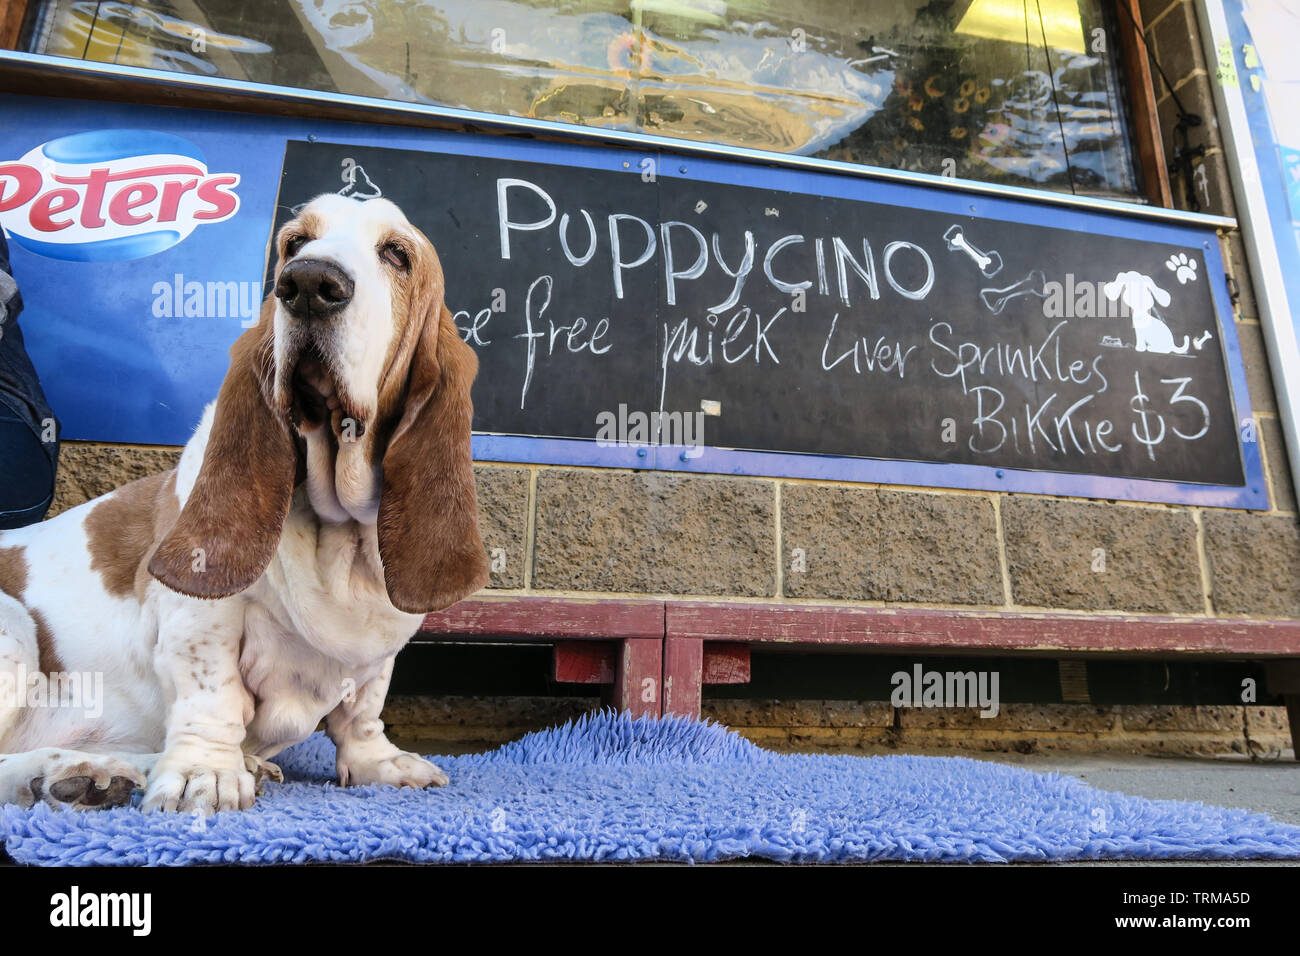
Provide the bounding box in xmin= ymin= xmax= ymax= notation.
xmin=980 ymin=270 xmax=1047 ymax=314
xmin=944 ymin=224 xmax=1004 ymax=278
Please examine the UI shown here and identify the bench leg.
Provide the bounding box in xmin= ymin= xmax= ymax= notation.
xmin=1285 ymin=696 xmax=1300 ymax=762
xmin=607 ymin=637 xmax=661 ymax=718
xmin=1264 ymin=662 xmax=1300 ymax=761
xmin=663 ymin=636 xmax=704 ymax=718
xmin=662 ymin=640 xmax=751 ymax=718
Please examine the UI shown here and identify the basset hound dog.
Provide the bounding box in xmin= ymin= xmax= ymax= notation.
xmin=0 ymin=194 xmax=489 ymax=814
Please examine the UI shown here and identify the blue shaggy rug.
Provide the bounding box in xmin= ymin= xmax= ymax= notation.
xmin=3 ymin=712 xmax=1299 ymax=865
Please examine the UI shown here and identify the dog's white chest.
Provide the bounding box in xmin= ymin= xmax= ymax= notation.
xmin=237 ymin=504 xmax=422 ymax=756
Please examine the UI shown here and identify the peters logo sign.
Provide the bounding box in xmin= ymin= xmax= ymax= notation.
xmin=0 ymin=129 xmax=239 ymax=261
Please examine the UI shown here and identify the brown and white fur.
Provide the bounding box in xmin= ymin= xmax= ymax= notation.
xmin=0 ymin=194 xmax=488 ymax=814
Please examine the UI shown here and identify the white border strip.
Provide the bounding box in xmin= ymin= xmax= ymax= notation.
xmin=1197 ymin=0 xmax=1300 ymax=504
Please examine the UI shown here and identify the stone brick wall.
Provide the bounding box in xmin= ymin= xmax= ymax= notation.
xmin=53 ymin=448 xmax=1298 ymax=620
xmin=379 ymin=696 xmax=1293 ymax=759
xmin=703 ymin=699 xmax=1292 ymax=758
xmin=39 ymin=2 xmax=1297 ymax=753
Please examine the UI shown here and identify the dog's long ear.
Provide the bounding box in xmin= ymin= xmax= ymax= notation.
xmin=1149 ymin=278 xmax=1171 ymax=308
xmin=376 ymin=256 xmax=488 ymax=614
xmin=149 ymin=300 xmax=298 ymax=598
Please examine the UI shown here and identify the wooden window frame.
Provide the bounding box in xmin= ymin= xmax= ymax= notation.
xmin=0 ymin=0 xmax=30 ymax=51
xmin=1115 ymin=0 xmax=1175 ymax=207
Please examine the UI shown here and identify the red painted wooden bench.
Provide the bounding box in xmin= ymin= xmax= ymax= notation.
xmin=421 ymin=597 xmax=665 ymax=716
xmin=422 ymin=597 xmax=1300 ymax=752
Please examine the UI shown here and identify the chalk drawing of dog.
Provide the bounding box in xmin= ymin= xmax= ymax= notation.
xmin=1102 ymin=270 xmax=1190 ymax=355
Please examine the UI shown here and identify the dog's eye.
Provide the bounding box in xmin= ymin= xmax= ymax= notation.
xmin=380 ymin=242 xmax=410 ymax=271
xmin=285 ymin=235 xmax=308 ymax=257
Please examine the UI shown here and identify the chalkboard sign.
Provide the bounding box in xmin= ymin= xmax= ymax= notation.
xmin=274 ymin=138 xmax=1257 ymax=501
xmin=0 ymin=94 xmax=1257 ymax=506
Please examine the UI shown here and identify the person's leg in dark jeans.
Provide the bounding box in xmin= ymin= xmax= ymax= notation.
xmin=0 ymin=232 xmax=60 ymax=529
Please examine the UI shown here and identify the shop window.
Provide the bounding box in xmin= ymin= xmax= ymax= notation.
xmin=19 ymin=1 xmax=1144 ymax=199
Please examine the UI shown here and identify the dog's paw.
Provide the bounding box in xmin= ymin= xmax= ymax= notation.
xmin=143 ymin=749 xmax=255 ymax=815
xmin=338 ymin=749 xmax=449 ymax=789
xmin=4 ymin=749 xmax=146 ymax=811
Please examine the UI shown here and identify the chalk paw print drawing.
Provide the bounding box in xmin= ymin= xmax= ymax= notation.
xmin=1165 ymin=252 xmax=1198 ymax=285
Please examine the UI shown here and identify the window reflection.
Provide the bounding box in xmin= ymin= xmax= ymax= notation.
xmin=26 ymin=0 xmax=1140 ymax=199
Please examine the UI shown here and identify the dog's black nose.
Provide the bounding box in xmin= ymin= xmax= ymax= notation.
xmin=275 ymin=258 xmax=354 ymax=319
